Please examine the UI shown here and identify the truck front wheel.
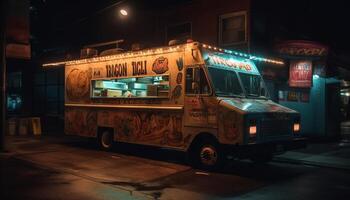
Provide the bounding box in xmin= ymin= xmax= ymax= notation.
xmin=190 ymin=139 xmax=224 ymax=171
xmin=98 ymin=129 xmax=114 ymax=151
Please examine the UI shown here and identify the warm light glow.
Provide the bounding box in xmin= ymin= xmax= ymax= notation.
xmin=293 ymin=123 xmax=300 ymax=132
xmin=201 ymin=43 xmax=284 ymax=65
xmin=120 ymin=9 xmax=128 ymax=16
xmin=43 ymin=44 xmax=186 ymax=67
xmin=249 ymin=126 xmax=257 ymax=136
xmin=44 ymin=42 xmax=284 ymax=68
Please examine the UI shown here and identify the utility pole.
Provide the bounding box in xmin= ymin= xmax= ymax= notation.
xmin=0 ymin=0 xmax=7 ymax=152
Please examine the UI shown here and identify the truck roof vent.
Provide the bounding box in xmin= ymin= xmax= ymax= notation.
xmin=168 ymin=39 xmax=181 ymax=46
xmin=80 ymin=48 xmax=98 ymax=59
xmin=99 ymin=48 xmax=124 ymax=56
xmin=131 ymin=43 xmax=143 ymax=51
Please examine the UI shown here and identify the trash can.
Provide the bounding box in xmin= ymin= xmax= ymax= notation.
xmin=7 ymin=118 xmax=17 ymax=136
xmin=18 ymin=118 xmax=29 ymax=136
xmin=30 ymin=117 xmax=42 ymax=135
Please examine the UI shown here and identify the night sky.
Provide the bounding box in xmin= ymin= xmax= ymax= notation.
xmin=30 ymin=0 xmax=350 ymax=59
xmin=252 ymin=0 xmax=350 ymax=52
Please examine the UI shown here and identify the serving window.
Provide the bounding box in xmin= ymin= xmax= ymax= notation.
xmin=91 ymin=75 xmax=170 ymax=98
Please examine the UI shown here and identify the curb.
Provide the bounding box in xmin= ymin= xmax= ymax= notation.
xmin=273 ymin=157 xmax=350 ymax=171
xmin=11 ymin=155 xmax=159 ymax=200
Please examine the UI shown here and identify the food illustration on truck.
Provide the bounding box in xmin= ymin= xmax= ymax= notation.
xmin=44 ymin=41 xmax=306 ymax=170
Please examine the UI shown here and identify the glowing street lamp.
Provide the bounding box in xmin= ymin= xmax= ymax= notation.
xmin=120 ymin=9 xmax=128 ymax=16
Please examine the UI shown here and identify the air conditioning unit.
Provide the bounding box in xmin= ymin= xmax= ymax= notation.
xmin=99 ymin=48 xmax=124 ymax=56
xmin=80 ymin=48 xmax=98 ymax=58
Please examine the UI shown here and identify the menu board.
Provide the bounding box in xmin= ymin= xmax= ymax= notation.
xmin=289 ymin=60 xmax=312 ymax=88
xmin=287 ymin=91 xmax=299 ymax=101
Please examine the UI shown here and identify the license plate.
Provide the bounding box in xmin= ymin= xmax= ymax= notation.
xmin=276 ymin=144 xmax=284 ymax=152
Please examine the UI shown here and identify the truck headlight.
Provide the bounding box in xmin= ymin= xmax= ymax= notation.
xmin=249 ymin=125 xmax=257 ymax=136
xmin=293 ymin=123 xmax=300 ymax=132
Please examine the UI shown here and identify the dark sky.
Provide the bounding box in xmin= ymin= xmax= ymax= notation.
xmin=252 ymin=0 xmax=350 ymax=53
xmin=30 ymin=0 xmax=350 ymax=56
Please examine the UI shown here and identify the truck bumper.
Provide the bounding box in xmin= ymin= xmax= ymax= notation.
xmin=223 ymin=138 xmax=307 ymax=158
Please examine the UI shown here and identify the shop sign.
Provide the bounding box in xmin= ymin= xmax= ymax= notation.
xmin=205 ymin=54 xmax=259 ymax=74
xmin=275 ymin=40 xmax=328 ymax=57
xmin=289 ymin=60 xmax=312 ymax=88
xmin=6 ymin=43 xmax=31 ymax=59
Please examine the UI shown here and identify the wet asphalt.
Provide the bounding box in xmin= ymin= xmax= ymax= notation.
xmin=1 ymin=137 xmax=350 ymax=200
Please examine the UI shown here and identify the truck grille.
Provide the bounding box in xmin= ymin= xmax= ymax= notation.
xmin=260 ymin=119 xmax=291 ymax=137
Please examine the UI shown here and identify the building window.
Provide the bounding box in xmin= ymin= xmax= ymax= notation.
xmin=219 ymin=11 xmax=247 ymax=46
xmin=33 ymin=68 xmax=64 ymax=116
xmin=7 ymin=72 xmax=22 ymax=112
xmin=166 ymin=22 xmax=192 ymax=42
xmin=91 ymin=75 xmax=170 ymax=98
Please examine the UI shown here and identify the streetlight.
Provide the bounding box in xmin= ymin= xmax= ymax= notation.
xmin=120 ymin=9 xmax=128 ymax=16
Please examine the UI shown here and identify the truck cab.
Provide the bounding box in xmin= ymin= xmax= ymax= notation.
xmin=185 ymin=44 xmax=306 ymax=169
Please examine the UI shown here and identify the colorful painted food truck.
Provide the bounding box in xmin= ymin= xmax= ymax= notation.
xmin=44 ymin=41 xmax=306 ymax=169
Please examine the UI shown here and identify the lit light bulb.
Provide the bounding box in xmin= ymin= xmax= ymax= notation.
xmin=120 ymin=9 xmax=128 ymax=16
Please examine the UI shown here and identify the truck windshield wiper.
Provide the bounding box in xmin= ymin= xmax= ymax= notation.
xmin=247 ymin=93 xmax=259 ymax=97
xmin=215 ymin=92 xmax=243 ymax=98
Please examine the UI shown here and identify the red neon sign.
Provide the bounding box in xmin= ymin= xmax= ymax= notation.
xmin=289 ymin=60 xmax=312 ymax=88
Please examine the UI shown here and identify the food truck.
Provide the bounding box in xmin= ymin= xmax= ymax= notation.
xmin=44 ymin=41 xmax=306 ymax=169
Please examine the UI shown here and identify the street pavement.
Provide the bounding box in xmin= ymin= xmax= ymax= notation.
xmin=1 ymin=135 xmax=350 ymax=200
xmin=0 ymin=158 xmax=142 ymax=200
xmin=274 ymin=141 xmax=350 ymax=170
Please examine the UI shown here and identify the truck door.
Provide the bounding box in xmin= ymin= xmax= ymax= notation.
xmin=184 ymin=66 xmax=217 ymax=128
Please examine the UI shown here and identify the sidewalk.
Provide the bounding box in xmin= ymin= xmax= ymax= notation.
xmin=341 ymin=121 xmax=350 ymax=141
xmin=274 ymin=140 xmax=350 ymax=171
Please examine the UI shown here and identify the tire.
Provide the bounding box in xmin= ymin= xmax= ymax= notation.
xmin=98 ymin=129 xmax=114 ymax=151
xmin=190 ymin=139 xmax=224 ymax=171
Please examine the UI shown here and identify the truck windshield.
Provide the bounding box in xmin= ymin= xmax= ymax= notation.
xmin=239 ymin=73 xmax=268 ymax=98
xmin=208 ymin=67 xmax=244 ymax=97
xmin=208 ymin=67 xmax=268 ymax=98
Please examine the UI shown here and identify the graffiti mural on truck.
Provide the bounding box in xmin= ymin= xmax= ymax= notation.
xmin=65 ymin=108 xmax=97 ymax=137
xmin=110 ymin=111 xmax=183 ymax=146
xmin=66 ymin=68 xmax=91 ymax=101
xmin=66 ymin=107 xmax=184 ymax=147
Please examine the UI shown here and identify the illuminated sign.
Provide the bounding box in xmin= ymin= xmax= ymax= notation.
xmin=289 ymin=60 xmax=312 ymax=88
xmin=275 ymin=40 xmax=328 ymax=57
xmin=105 ymin=61 xmax=148 ymax=78
xmin=205 ymin=54 xmax=259 ymax=74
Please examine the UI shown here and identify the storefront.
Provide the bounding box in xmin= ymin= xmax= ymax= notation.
xmin=267 ymin=40 xmax=341 ymax=138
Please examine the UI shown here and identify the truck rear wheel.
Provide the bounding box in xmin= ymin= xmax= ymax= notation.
xmin=190 ymin=139 xmax=224 ymax=171
xmin=98 ymin=129 xmax=114 ymax=151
